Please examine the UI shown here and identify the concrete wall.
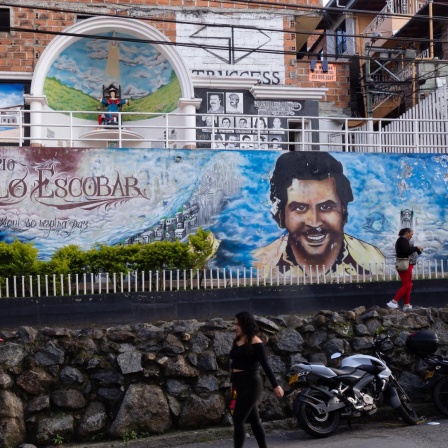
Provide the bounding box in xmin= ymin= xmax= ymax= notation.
xmin=1 ymin=279 xmax=447 ymax=330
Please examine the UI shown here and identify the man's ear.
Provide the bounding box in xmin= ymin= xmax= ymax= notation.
xmin=279 ymin=210 xmax=285 ymax=228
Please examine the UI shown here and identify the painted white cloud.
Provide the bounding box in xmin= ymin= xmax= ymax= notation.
xmin=86 ymin=39 xmax=109 ymax=51
xmin=0 ymin=92 xmax=23 ymax=108
xmin=122 ymin=84 xmax=149 ymax=98
xmin=54 ymin=55 xmax=79 ymax=73
xmin=120 ymin=53 xmax=161 ymax=68
xmin=89 ymin=49 xmax=109 ymax=60
xmin=132 ymin=69 xmax=151 ymax=79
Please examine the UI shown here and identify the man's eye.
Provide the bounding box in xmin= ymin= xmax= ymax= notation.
xmin=294 ymin=205 xmax=307 ymax=212
xmin=320 ymin=204 xmax=335 ymax=211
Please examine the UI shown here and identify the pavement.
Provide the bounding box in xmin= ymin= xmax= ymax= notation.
xmin=60 ymin=403 xmax=436 ymax=448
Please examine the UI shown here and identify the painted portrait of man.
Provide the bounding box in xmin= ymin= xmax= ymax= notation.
xmin=220 ymin=116 xmax=234 ymax=133
xmin=270 ymin=117 xmax=285 ymax=134
xmin=201 ymin=115 xmax=217 ymax=133
xmin=208 ymin=93 xmax=225 ymax=113
xmin=237 ymin=116 xmax=251 ymax=132
xmin=226 ymin=134 xmax=240 ymax=149
xmin=213 ymin=133 xmax=226 ymax=149
xmin=270 ymin=136 xmax=282 ymax=150
xmin=253 ymin=152 xmax=385 ymax=276
xmin=226 ymin=92 xmax=243 ymax=114
xmin=259 ymin=135 xmax=269 ymax=150
xmin=240 ymin=134 xmax=254 ymax=149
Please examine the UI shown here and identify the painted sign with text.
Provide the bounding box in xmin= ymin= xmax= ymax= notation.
xmin=176 ymin=11 xmax=285 ymax=85
xmin=309 ymin=63 xmax=337 ymax=82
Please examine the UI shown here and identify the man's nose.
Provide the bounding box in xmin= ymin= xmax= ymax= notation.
xmin=305 ymin=208 xmax=322 ymax=227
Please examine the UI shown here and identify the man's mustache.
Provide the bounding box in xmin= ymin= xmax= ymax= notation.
xmin=304 ymin=226 xmax=325 ymax=236
xmin=290 ymin=227 xmax=326 ymax=239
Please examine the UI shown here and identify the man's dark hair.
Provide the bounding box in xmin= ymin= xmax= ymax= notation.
xmin=270 ymin=151 xmax=353 ymax=226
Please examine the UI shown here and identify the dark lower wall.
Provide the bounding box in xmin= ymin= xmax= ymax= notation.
xmin=1 ymin=280 xmax=447 ymax=330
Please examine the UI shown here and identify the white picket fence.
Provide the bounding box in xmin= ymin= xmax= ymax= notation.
xmin=0 ymin=259 xmax=446 ymax=299
xmin=353 ymin=86 xmax=448 ymax=153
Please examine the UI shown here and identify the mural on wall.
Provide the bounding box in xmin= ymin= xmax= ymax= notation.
xmin=195 ymin=89 xmax=318 ymax=149
xmin=43 ymin=32 xmax=181 ymax=121
xmin=0 ymin=148 xmax=447 ymax=271
xmin=176 ymin=12 xmax=285 ymax=85
xmin=0 ymin=83 xmax=24 ymax=143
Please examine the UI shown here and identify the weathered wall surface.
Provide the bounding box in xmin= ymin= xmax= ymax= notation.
xmin=1 ymin=306 xmax=448 ymax=447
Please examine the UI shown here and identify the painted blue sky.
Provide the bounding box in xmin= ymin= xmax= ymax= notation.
xmin=47 ymin=32 xmax=176 ymax=99
xmin=0 ymin=83 xmax=23 ymax=132
xmin=0 ymin=83 xmax=24 ymax=108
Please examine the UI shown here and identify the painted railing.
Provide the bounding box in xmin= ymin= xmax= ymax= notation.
xmin=0 ymin=260 xmax=446 ymax=299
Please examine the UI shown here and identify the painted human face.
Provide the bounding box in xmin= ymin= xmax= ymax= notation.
xmin=284 ymin=177 xmax=345 ymax=265
xmin=214 ymin=136 xmax=225 ymax=148
xmin=271 ymin=138 xmax=280 ymax=149
xmin=222 ymin=119 xmax=231 ymax=128
xmin=227 ymin=136 xmax=238 ymax=148
xmin=230 ymin=95 xmax=239 ymax=107
xmin=273 ymin=118 xmax=281 ymax=128
xmin=209 ymin=95 xmax=221 ymax=110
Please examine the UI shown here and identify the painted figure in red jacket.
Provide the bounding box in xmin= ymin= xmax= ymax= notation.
xmin=98 ymin=86 xmax=128 ymax=125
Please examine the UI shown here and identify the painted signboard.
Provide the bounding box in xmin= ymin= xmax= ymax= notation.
xmin=176 ymin=12 xmax=285 ymax=85
xmin=194 ymin=89 xmax=319 ymax=149
xmin=0 ymin=148 xmax=446 ymax=272
xmin=309 ymin=63 xmax=337 ymax=82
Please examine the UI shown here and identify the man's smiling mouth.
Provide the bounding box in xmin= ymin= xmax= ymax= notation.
xmin=305 ymin=231 xmax=326 ymax=244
